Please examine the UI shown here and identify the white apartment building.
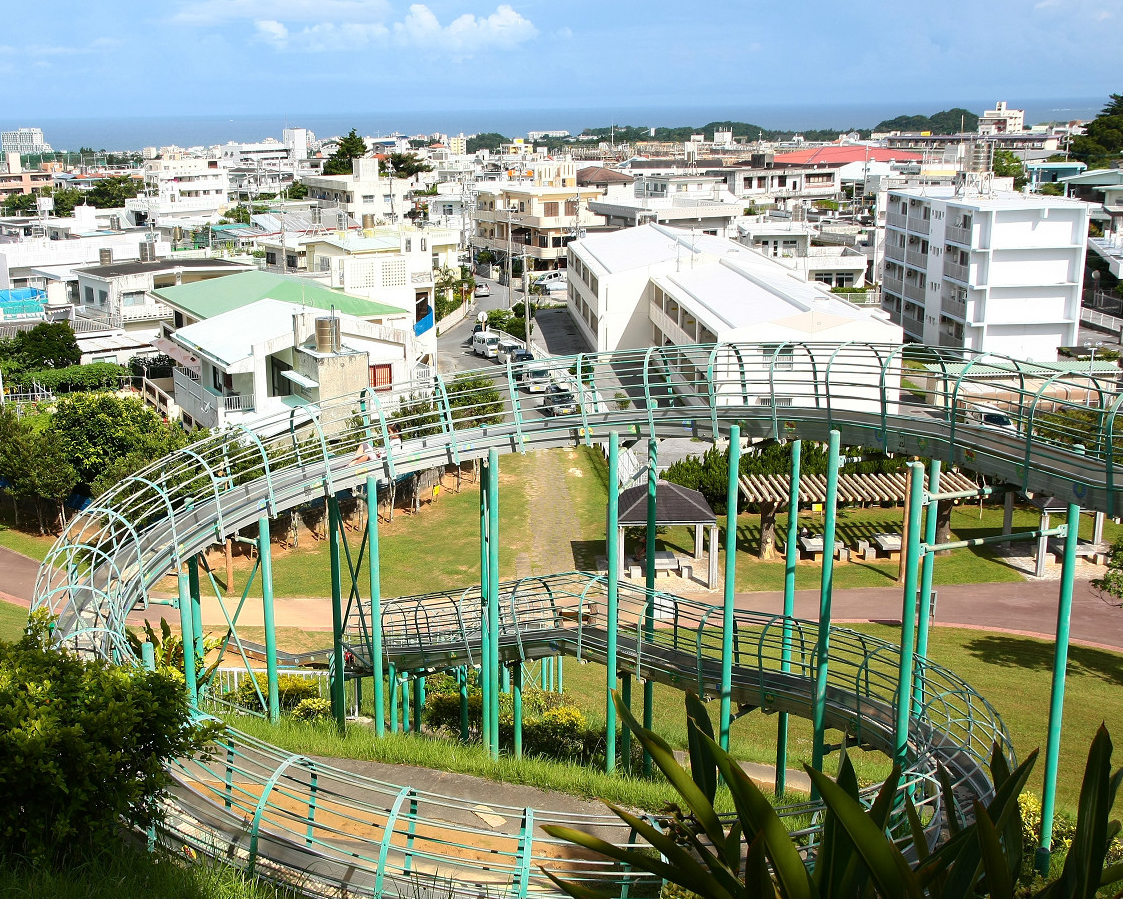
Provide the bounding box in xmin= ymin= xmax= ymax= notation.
xmin=566 ymin=223 xmax=900 ymax=365
xmin=126 ymin=157 xmax=230 ymax=222
xmin=589 ymin=174 xmax=743 ymax=239
xmin=2 ymin=128 xmax=52 ymax=155
xmin=978 ymin=101 xmax=1026 ymax=135
xmin=301 ymin=158 xmax=383 ymax=223
xmin=881 ymin=186 xmax=1088 ymax=361
xmin=736 ymin=220 xmax=868 ymax=288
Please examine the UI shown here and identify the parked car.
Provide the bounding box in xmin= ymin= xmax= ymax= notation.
xmin=542 ymin=383 xmax=578 ymax=415
xmin=966 ymin=403 xmax=1017 ymax=433
xmin=472 ymin=330 xmax=500 ymax=358
xmin=497 ymin=339 xmax=523 ymax=364
xmin=474 ymin=282 xmax=491 ymax=297
xmin=519 ymin=364 xmax=552 ymax=393
xmin=510 ymin=348 xmax=534 ymax=365
xmin=533 ymin=270 xmax=568 ymax=293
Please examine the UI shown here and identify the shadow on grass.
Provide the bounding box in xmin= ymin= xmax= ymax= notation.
xmin=569 ymin=539 xmax=602 ymax=570
xmin=965 ymin=634 xmax=1123 ymax=687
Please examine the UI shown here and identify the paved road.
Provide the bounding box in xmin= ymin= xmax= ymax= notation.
xmin=0 ymin=546 xmax=40 ymax=608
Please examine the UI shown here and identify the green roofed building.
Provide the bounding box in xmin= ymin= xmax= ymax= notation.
xmin=152 ymin=270 xmax=409 ymax=331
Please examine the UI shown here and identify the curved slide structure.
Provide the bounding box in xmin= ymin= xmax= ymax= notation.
xmin=32 ymin=342 xmax=1114 ymax=896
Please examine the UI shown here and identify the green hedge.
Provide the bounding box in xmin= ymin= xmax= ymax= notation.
xmin=224 ymin=673 xmax=320 ymax=711
xmin=9 ymin=361 xmax=129 ymax=392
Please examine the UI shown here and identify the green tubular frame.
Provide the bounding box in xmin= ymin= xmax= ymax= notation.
xmin=810 ymin=430 xmax=840 ymax=784
xmin=37 ymin=340 xmax=1115 ymax=899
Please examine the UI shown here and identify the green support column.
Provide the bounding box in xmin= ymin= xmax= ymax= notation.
xmin=366 ymin=476 xmax=385 ymax=737
xmin=894 ymin=462 xmax=926 ymax=766
xmin=412 ymin=676 xmax=424 ymax=733
xmin=914 ymin=460 xmax=941 ymax=715
xmin=480 ymin=467 xmax=492 ymax=754
xmin=487 ymin=449 xmax=501 ymax=761
xmin=541 ymin=658 xmax=549 ymax=690
xmin=402 ymin=676 xmax=411 ymax=732
xmin=557 ymin=655 xmax=563 ymax=692
xmin=1036 ymin=502 xmax=1081 ymax=876
xmin=328 ymin=496 xmax=347 ymax=729
xmin=775 ymin=439 xmax=801 ymax=796
xmin=502 ymin=665 xmax=510 ymax=694
xmin=620 ymin=674 xmax=632 ymax=772
xmin=258 ymin=516 xmax=279 ymax=723
xmin=606 ymin=431 xmax=621 ymax=774
xmin=810 ymin=430 xmax=841 ymax=783
xmin=389 ymin=663 xmax=399 ymax=732
xmin=513 ymin=661 xmax=523 ymax=758
xmin=458 ymin=667 xmax=470 ymax=741
xmin=187 ymin=555 xmax=204 ymax=664
xmin=719 ymin=425 xmax=741 ymax=749
xmin=177 ymin=571 xmax=197 ymax=707
xmin=643 ymin=437 xmax=657 ymax=776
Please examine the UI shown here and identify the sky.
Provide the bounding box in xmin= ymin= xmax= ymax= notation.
xmin=2 ymin=0 xmax=1122 ymax=122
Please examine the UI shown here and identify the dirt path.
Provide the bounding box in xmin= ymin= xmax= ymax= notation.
xmin=521 ymin=448 xmax=590 ymax=576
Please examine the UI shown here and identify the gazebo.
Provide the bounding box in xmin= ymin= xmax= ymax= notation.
xmin=609 ymin=480 xmax=719 ymax=587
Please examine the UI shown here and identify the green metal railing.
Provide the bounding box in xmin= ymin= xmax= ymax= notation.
xmin=31 ymin=340 xmax=1109 ymax=896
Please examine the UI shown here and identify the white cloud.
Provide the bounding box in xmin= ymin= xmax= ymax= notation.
xmin=255 ymin=20 xmax=290 ymax=48
xmin=0 ymin=41 xmax=119 ymax=58
xmin=257 ymin=20 xmax=390 ymax=51
xmin=393 ymin=4 xmax=537 ymax=51
xmin=556 ymin=26 xmax=573 ymax=39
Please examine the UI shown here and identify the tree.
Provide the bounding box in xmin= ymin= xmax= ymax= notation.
xmin=992 ymin=149 xmax=1028 ymax=190
xmin=87 ymin=174 xmax=141 ymax=207
xmin=467 ymin=132 xmax=509 ymax=153
xmin=874 ymin=107 xmax=979 ymax=134
xmin=16 ymin=321 xmax=81 ymax=369
xmin=2 ymin=192 xmax=37 ymax=215
xmin=47 ymin=393 xmax=187 ymax=488
xmin=322 ymin=128 xmax=368 ymax=176
xmin=1070 ymin=92 xmax=1123 ymax=168
xmin=284 ymin=180 xmax=308 ymax=200
xmin=381 ymin=152 xmax=432 ymax=179
xmin=50 ymin=186 xmax=86 ymax=217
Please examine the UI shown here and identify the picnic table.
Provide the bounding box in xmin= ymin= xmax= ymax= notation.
xmin=799 ymin=536 xmax=845 ymax=561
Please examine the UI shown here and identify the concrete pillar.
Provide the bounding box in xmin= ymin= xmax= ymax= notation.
xmin=1003 ymin=490 xmax=1015 ymax=535
xmin=1035 ymin=511 xmax=1050 ymax=579
xmin=1094 ymin=511 xmax=1105 ymax=545
xmin=694 ymin=523 xmax=703 ymax=558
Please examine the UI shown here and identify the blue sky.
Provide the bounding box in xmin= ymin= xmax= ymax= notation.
xmin=3 ymin=0 xmax=1122 ymax=119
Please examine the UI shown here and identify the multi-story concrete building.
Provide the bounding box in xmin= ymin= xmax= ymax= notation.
xmin=881 ymin=185 xmax=1088 ymax=360
xmin=126 ymin=156 xmax=230 ymax=223
xmin=301 ymin=158 xmax=383 ymax=223
xmin=473 ymin=182 xmax=602 ymax=273
xmin=978 ymin=101 xmax=1026 ymax=135
xmin=737 ymin=220 xmax=868 ymax=288
xmin=0 ymin=153 xmax=53 ymax=199
xmin=1 ymin=128 xmax=52 ymax=155
xmin=566 ymin=223 xmax=899 ymax=358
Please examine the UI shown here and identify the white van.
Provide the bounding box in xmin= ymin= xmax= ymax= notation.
xmin=533 ymin=270 xmax=568 ymax=293
xmin=472 ymin=330 xmax=500 ymax=359
xmin=967 ymin=404 xmax=1017 ymax=432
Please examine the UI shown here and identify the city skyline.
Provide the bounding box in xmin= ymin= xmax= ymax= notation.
xmin=2 ymin=0 xmax=1121 ymax=120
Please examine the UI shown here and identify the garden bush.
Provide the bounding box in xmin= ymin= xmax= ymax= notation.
xmin=0 ymin=612 xmax=221 ymax=862
xmin=291 ymin=697 xmax=332 ymax=722
xmin=225 ymin=673 xmax=320 ymax=711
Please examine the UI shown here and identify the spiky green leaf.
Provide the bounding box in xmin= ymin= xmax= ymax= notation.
xmin=973 ymin=799 xmax=1013 ymax=899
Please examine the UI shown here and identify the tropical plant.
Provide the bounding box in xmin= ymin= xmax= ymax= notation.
xmin=542 ymin=691 xmax=1123 ymax=899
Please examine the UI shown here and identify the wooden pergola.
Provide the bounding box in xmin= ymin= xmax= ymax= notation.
xmin=738 ymin=469 xmax=982 ymax=560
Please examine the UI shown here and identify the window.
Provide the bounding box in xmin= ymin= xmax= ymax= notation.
xmin=544 ymin=201 xmax=559 ymax=217
xmin=362 ymin=194 xmax=375 ymax=203
xmin=286 ymin=255 xmax=297 ymax=269
xmin=98 ymin=290 xmax=108 ymax=306
xmin=83 ymin=286 xmax=94 ymax=304
xmin=565 ymin=200 xmax=578 ymax=216
xmin=266 ymin=251 xmax=277 ymax=265
xmin=762 ymin=343 xmax=794 ymax=370
xmin=405 ymin=238 xmax=412 ymax=252
xmin=122 ymin=290 xmax=146 ymax=307
xmin=539 ymin=235 xmax=549 ymax=248
xmin=421 ymin=238 xmax=426 ymax=251
xmin=369 ymin=363 xmax=392 ymax=391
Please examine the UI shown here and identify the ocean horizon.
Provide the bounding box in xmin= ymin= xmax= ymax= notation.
xmin=21 ymin=97 xmax=1105 ymax=152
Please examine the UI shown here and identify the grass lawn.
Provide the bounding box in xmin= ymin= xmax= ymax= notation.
xmin=0 ymin=516 xmax=56 ymax=562
xmin=0 ymin=598 xmax=28 ymax=642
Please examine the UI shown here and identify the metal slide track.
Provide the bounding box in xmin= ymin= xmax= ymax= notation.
xmin=32 ymin=341 xmax=1107 ymax=897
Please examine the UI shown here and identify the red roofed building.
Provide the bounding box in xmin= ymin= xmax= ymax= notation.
xmin=773 ymin=146 xmax=924 ymax=165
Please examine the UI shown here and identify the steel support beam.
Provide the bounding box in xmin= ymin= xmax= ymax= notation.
xmin=258 ymin=516 xmax=279 ymax=723
xmin=776 ymin=439 xmax=801 ymax=796
xmin=720 ymin=425 xmax=741 ymax=749
xmin=366 ymin=476 xmax=385 ymax=737
xmin=810 ymin=429 xmax=840 ymax=786
xmin=606 ymin=431 xmax=620 ymax=773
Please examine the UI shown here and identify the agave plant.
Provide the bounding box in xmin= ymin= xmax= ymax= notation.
xmin=126 ymin=617 xmax=226 ymax=685
xmin=541 ymin=692 xmax=1122 ymax=899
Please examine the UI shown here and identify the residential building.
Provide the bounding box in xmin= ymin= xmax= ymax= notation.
xmin=169 ymin=298 xmax=417 ymax=432
xmin=576 ymin=166 xmax=635 ymax=203
xmin=978 ymin=101 xmax=1026 ymax=135
xmin=473 ymin=182 xmax=603 ymax=272
xmin=565 ymin=223 xmax=900 ymax=372
xmin=126 ymin=156 xmax=230 ymax=223
xmin=283 ymin=128 xmax=311 ymax=160
xmin=881 ymin=186 xmax=1088 ymax=360
xmin=0 ymin=153 xmax=54 ymax=199
xmin=447 ymin=136 xmax=467 ymax=155
xmin=1 ymin=128 xmax=52 ymax=155
xmin=301 ymin=158 xmax=383 ymax=223
xmin=74 ymin=256 xmax=251 ymax=339
xmin=737 ymin=220 xmax=867 ymax=288
xmin=589 ymin=174 xmax=743 ymax=239
xmin=1025 ymin=160 xmax=1086 ymax=191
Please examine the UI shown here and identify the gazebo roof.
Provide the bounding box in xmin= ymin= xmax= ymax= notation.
xmin=737 ymin=470 xmax=981 ymax=505
xmin=616 ymin=480 xmax=717 ymax=526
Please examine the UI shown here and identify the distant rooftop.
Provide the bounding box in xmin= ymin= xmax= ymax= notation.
xmin=153 ymin=269 xmax=406 ymax=321
xmin=75 ymin=258 xmax=249 ymax=278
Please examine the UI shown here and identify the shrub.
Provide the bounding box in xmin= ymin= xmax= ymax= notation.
xmin=225 ymin=673 xmax=320 ymax=711
xmin=291 ymin=697 xmax=332 ymax=722
xmin=0 ymin=612 xmax=221 ymax=862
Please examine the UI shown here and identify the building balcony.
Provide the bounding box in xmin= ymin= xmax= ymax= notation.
xmin=941 ymin=293 xmax=967 ymax=319
xmin=943 ymin=260 xmax=970 ymax=283
xmin=946 ymin=223 xmax=972 ymax=246
xmin=885 ymin=243 xmax=905 ymax=262
xmin=905 ymin=248 xmax=929 ymax=269
xmin=902 ymin=313 xmax=925 ymax=337
xmin=903 ymin=281 xmax=927 ymax=303
xmin=939 ymin=331 xmax=962 ymax=348
xmin=886 ymin=211 xmax=908 ymax=229
xmin=120 ymin=301 xmax=174 ymax=323
xmin=882 ymin=272 xmax=904 ymax=294
xmin=173 ymin=366 xmax=253 ymax=430
xmin=907 ymin=215 xmax=931 ymax=235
